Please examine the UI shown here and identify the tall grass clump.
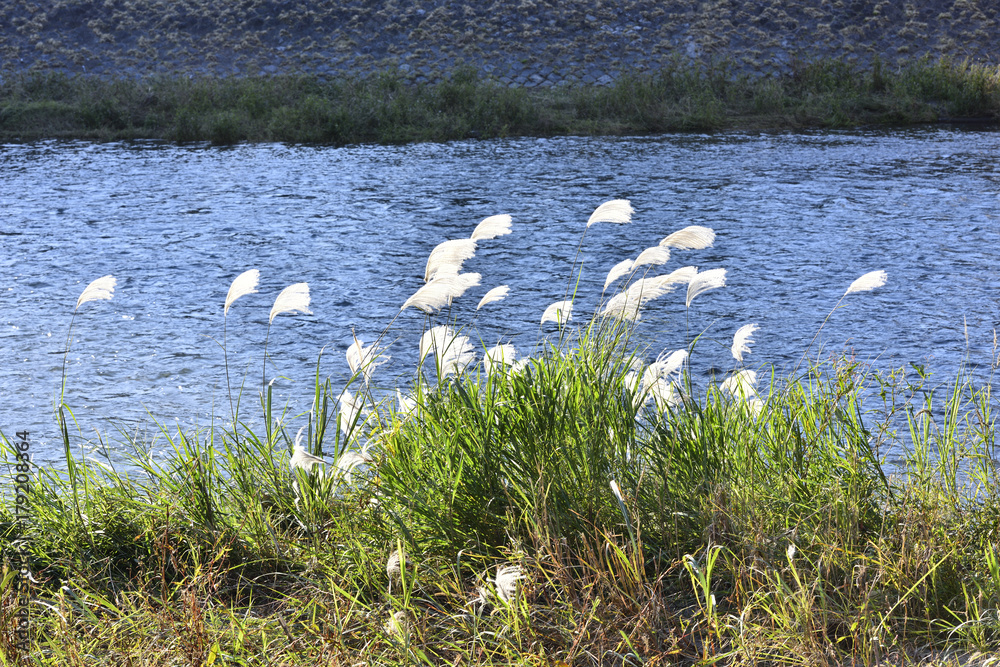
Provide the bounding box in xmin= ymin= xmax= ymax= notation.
xmin=2 ymin=197 xmax=998 ymax=664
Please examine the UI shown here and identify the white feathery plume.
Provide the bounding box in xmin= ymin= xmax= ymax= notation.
xmin=477 ymin=285 xmax=510 ymax=310
xmin=845 ymin=270 xmax=887 ymax=295
xmin=396 ymin=389 xmax=418 ymax=415
xmin=420 ymin=326 xmax=476 ymax=377
xmin=470 ymin=214 xmax=513 ymax=241
xmin=420 ymin=325 xmax=456 ymax=361
xmin=632 ymin=246 xmax=671 ymax=270
xmin=731 ymin=324 xmax=759 ymax=363
xmin=290 ymin=425 xmax=326 ymax=473
xmin=604 ymin=258 xmax=634 ymax=291
xmin=601 ymin=267 xmax=694 ymax=321
xmin=586 ymin=199 xmax=634 ymax=227
xmin=746 ymin=397 xmax=765 ymax=418
xmin=660 ymin=225 xmax=716 ymax=250
xmin=75 ymin=275 xmax=116 ymax=310
xmin=642 ymin=349 xmax=688 ymax=391
xmin=269 ymin=282 xmax=312 ymax=323
xmin=387 ymin=549 xmax=403 ymax=580
xmin=685 ymin=268 xmax=727 ymax=308
xmin=424 ymin=238 xmax=478 ymax=282
xmin=402 ymin=272 xmax=481 ymax=313
xmin=484 ymin=343 xmax=517 ymax=375
xmin=386 ymin=610 xmax=411 ymax=638
xmin=339 ymin=389 xmax=365 ymax=438
xmin=721 ymin=369 xmax=759 ymax=399
xmin=541 ymin=299 xmax=573 ymax=325
xmin=495 ymin=564 xmax=526 ymax=604
xmin=440 ymin=335 xmax=476 ymax=377
xmin=346 ymin=337 xmax=390 ymax=385
xmin=224 ymin=269 xmax=259 ymax=316
xmin=335 ymin=443 xmax=372 ymax=484
xmin=649 ymin=378 xmax=682 ymax=410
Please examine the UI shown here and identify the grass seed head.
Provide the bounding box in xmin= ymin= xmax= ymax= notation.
xmin=75 ymin=275 xmax=116 ymax=310
xmin=224 ymin=269 xmax=259 ymax=316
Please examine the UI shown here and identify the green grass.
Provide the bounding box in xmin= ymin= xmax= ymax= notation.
xmin=1 ymin=57 xmax=998 ymax=144
xmin=2 ymin=204 xmax=999 ymax=665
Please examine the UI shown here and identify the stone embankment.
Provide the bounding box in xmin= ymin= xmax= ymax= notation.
xmin=1 ymin=0 xmax=998 ymax=83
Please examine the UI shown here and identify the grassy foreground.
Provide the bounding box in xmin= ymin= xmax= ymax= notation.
xmin=2 ymin=203 xmax=999 ymax=665
xmin=1 ymin=57 xmax=999 ymax=144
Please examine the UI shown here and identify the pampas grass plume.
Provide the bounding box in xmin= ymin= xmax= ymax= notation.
xmin=76 ymin=275 xmax=116 ymax=310
xmin=402 ymin=273 xmax=481 ymax=313
xmin=290 ymin=425 xmax=326 ymax=472
xmin=587 ymin=199 xmax=634 ymax=227
xmin=477 ymin=285 xmax=509 ymax=310
xmin=541 ymin=300 xmax=573 ymax=325
xmin=731 ymin=323 xmax=759 ymax=363
xmin=660 ymin=226 xmax=715 ymax=250
xmin=269 ymin=283 xmax=311 ymax=323
xmin=845 ymin=270 xmax=887 ymax=295
xmin=604 ymin=258 xmax=634 ymax=290
xmin=470 ymin=214 xmax=512 ymax=241
xmin=685 ymin=268 xmax=727 ymax=308
xmin=495 ymin=564 xmax=526 ymax=604
xmin=632 ymin=246 xmax=671 ymax=269
xmin=224 ymin=269 xmax=259 ymax=316
xmin=424 ymin=238 xmax=477 ymax=281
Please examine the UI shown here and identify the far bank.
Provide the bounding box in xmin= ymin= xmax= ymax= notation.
xmin=1 ymin=57 xmax=997 ymax=144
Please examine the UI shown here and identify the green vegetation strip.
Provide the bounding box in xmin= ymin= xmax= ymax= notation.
xmin=3 ymin=205 xmax=1000 ymax=665
xmin=1 ymin=56 xmax=999 ymax=144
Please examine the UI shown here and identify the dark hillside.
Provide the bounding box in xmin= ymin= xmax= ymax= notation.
xmin=1 ymin=1 xmax=997 ymax=83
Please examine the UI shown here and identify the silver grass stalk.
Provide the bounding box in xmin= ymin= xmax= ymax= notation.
xmin=224 ymin=269 xmax=259 ymax=316
xmin=660 ymin=225 xmax=716 ymax=250
xmin=484 ymin=343 xmax=517 ymax=375
xmin=346 ymin=337 xmax=390 ymax=385
xmin=721 ymin=369 xmax=758 ymax=399
xmin=685 ymin=268 xmax=727 ymax=308
xmin=75 ymin=275 xmax=116 ymax=310
xmin=495 ymin=565 xmax=526 ymax=604
xmin=610 ymin=479 xmax=625 ymax=504
xmin=632 ymin=246 xmax=671 ymax=269
xmin=476 ymin=285 xmax=510 ymax=310
xmin=731 ymin=323 xmax=759 ymax=363
xmin=604 ymin=258 xmax=634 ymax=291
xmin=586 ymin=199 xmax=634 ymax=227
xmin=424 ymin=238 xmax=477 ymax=282
xmin=290 ymin=425 xmax=326 ymax=473
xmin=845 ymin=270 xmax=887 ymax=295
xmin=470 ymin=214 xmax=513 ymax=241
xmin=269 ymin=283 xmax=312 ymax=323
xmin=541 ymin=299 xmax=573 ymax=325
xmin=402 ymin=273 xmax=480 ymax=313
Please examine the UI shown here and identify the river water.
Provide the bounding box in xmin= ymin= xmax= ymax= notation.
xmin=2 ymin=130 xmax=998 ymax=467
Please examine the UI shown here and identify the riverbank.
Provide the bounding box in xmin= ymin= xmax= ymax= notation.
xmin=1 ymin=57 xmax=998 ymax=144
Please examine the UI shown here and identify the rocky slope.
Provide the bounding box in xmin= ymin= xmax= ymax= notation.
xmin=1 ymin=0 xmax=997 ymax=83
